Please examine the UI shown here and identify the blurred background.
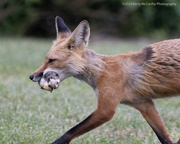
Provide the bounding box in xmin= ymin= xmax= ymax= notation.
xmin=1 ymin=1 xmax=180 ymax=144
xmin=0 ymin=0 xmax=180 ymax=39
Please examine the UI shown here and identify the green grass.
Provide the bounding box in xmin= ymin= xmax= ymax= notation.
xmin=0 ymin=37 xmax=180 ymax=144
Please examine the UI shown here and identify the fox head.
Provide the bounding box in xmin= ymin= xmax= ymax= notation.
xmin=29 ymin=16 xmax=91 ymax=88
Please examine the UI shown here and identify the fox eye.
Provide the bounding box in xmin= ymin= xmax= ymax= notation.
xmin=67 ymin=44 xmax=74 ymax=50
xmin=48 ymin=59 xmax=56 ymax=63
xmin=67 ymin=45 xmax=71 ymax=49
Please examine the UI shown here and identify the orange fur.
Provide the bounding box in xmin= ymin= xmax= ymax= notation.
xmin=29 ymin=17 xmax=180 ymax=144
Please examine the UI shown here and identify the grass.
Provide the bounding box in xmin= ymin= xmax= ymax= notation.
xmin=0 ymin=37 xmax=180 ymax=144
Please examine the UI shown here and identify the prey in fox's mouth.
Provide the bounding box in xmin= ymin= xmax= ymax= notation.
xmin=39 ymin=71 xmax=60 ymax=92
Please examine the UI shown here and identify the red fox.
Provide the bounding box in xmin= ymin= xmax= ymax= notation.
xmin=29 ymin=16 xmax=180 ymax=144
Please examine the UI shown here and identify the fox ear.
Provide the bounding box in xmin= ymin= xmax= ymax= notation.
xmin=55 ymin=16 xmax=71 ymax=38
xmin=69 ymin=20 xmax=90 ymax=48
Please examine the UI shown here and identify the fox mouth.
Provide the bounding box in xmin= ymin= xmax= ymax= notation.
xmin=39 ymin=71 xmax=60 ymax=92
xmin=30 ymin=68 xmax=71 ymax=92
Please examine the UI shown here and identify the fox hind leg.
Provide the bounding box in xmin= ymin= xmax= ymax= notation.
xmin=130 ymin=100 xmax=173 ymax=144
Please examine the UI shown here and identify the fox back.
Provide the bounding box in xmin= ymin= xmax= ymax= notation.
xmin=121 ymin=39 xmax=180 ymax=104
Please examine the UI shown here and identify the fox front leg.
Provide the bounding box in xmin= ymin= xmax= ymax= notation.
xmin=52 ymin=105 xmax=116 ymax=144
xmin=52 ymin=89 xmax=121 ymax=144
xmin=52 ymin=109 xmax=114 ymax=144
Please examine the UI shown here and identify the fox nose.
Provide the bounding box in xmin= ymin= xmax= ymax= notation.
xmin=29 ymin=72 xmax=43 ymax=82
xmin=29 ymin=74 xmax=34 ymax=80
